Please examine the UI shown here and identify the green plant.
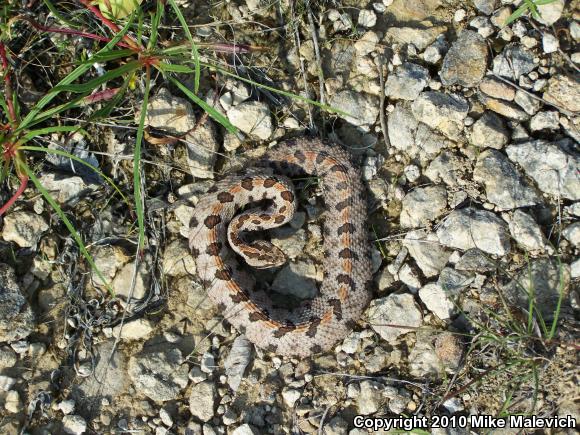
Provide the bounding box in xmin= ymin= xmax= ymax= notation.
xmin=504 ymin=0 xmax=559 ymax=26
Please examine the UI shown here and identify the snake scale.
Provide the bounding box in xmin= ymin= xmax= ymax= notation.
xmin=189 ymin=138 xmax=372 ymax=357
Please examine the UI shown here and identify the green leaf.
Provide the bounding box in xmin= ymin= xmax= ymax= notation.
xmin=20 ymin=164 xmax=114 ymax=295
xmin=168 ymin=76 xmax=237 ymax=134
xmin=50 ymin=60 xmax=140 ymax=94
xmin=148 ymin=0 xmax=164 ymax=50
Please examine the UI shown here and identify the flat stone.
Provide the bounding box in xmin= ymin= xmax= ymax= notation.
xmin=112 ymin=261 xmax=150 ymax=301
xmin=425 ymin=150 xmax=470 ymax=188
xmin=543 ymin=75 xmax=580 ymax=113
xmin=514 ymin=90 xmax=541 ymax=115
xmin=162 ymin=239 xmax=196 ymax=277
xmin=504 ymin=209 xmax=552 ymax=253
xmin=530 ymin=111 xmax=560 ymax=131
xmin=388 ymin=102 xmax=418 ymax=155
xmin=0 ymin=264 xmax=35 ymax=342
xmin=411 ymin=92 xmax=469 ymax=140
xmin=367 ymin=293 xmax=422 ymax=343
xmin=437 ymin=267 xmax=475 ymax=294
xmin=479 ymin=77 xmax=516 ymax=101
xmin=2 ymin=211 xmax=48 ymax=248
xmin=385 ymin=62 xmax=429 ymax=100
xmin=419 ymin=283 xmax=455 ymax=320
xmin=506 ymin=140 xmax=580 ymax=200
xmin=189 ymin=381 xmax=217 ymax=422
xmin=272 ymin=261 xmax=318 ymax=299
xmin=403 ymin=230 xmax=451 ymax=278
xmin=140 ymin=88 xmax=196 ymax=135
xmin=227 ymin=101 xmax=273 ymax=140
xmin=481 ymin=95 xmax=529 ymax=121
xmin=492 ymin=44 xmax=536 ymax=80
xmin=329 ymin=90 xmax=380 ymax=127
xmin=563 ymin=222 xmax=580 ymax=247
xmin=502 ymin=259 xmax=570 ymax=320
xmin=400 ymin=185 xmax=448 ymax=228
xmin=440 ymin=30 xmax=488 ymax=87
xmin=224 ymin=336 xmax=253 ymax=392
xmin=62 ymin=415 xmax=87 ymax=435
xmin=111 ymin=318 xmax=154 ymax=340
xmin=185 ymin=120 xmax=219 ymax=179
xmin=455 ymin=248 xmax=496 ymax=272
xmin=470 ymin=112 xmax=509 ymax=149
xmin=473 ymin=0 xmax=498 ymax=15
xmin=384 ymin=24 xmax=447 ymax=51
xmin=128 ymin=347 xmax=189 ymax=402
xmin=535 ymin=0 xmax=565 ymax=25
xmin=473 ymin=149 xmax=541 ymax=210
xmin=38 ymin=173 xmax=98 ymax=205
xmin=436 ymin=208 xmax=511 ymax=255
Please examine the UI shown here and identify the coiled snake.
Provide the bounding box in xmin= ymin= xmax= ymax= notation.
xmin=189 ymin=138 xmax=372 ymax=357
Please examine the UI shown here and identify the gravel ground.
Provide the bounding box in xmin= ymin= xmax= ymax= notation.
xmin=0 ymin=0 xmax=578 ymax=434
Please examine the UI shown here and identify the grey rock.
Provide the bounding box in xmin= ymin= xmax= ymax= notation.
xmin=162 ymin=239 xmax=196 ymax=277
xmin=436 ymin=208 xmax=511 ymax=255
xmin=357 ymin=380 xmax=383 ymax=415
xmin=473 ymin=149 xmax=541 ymax=210
xmin=543 ymin=75 xmax=580 ymax=113
xmin=385 ymin=25 xmax=447 ymax=51
xmin=324 ymin=416 xmax=349 ymax=435
xmin=400 ymin=185 xmax=448 ymax=228
xmin=128 ymin=347 xmax=189 ymax=402
xmin=189 ymin=381 xmax=217 ymax=422
xmin=425 ymin=151 xmax=470 ymax=188
xmin=224 ymin=336 xmax=253 ymax=392
xmin=492 ymin=44 xmax=536 ymax=80
xmin=562 ymin=222 xmax=580 ymax=247
xmin=38 ymin=173 xmax=98 ymax=205
xmin=0 ymin=264 xmax=34 ymax=343
xmin=411 ymin=92 xmax=469 ymax=140
xmin=111 ymin=318 xmax=154 ymax=340
xmin=329 ymin=90 xmax=379 ymax=127
xmin=408 ymin=335 xmax=443 ymax=377
xmin=440 ymin=30 xmax=488 ymax=87
xmin=385 ymin=62 xmax=430 ymax=100
xmin=227 ymin=101 xmax=273 ymax=140
xmin=530 ymin=111 xmax=560 ymax=132
xmin=542 ymin=33 xmax=559 ymax=54
xmin=470 ymin=16 xmax=494 ymax=38
xmin=367 ymin=293 xmax=422 ymax=343
xmin=185 ymin=120 xmax=219 ymax=179
xmin=112 ymin=261 xmax=151 ymax=301
xmin=505 ymin=209 xmax=552 ymax=253
xmin=2 ymin=211 xmax=48 ymax=248
xmin=502 ymin=259 xmax=570 ymax=320
xmin=506 ymin=140 xmax=580 ymax=200
xmin=403 ymin=230 xmax=451 ymax=278
xmin=470 ymin=112 xmax=509 ymax=149
xmin=514 ymin=90 xmax=541 ymax=115
xmin=357 ymin=9 xmax=377 ymax=28
xmin=455 ymin=249 xmax=496 ymax=272
xmin=388 ymin=102 xmax=418 ymax=155
xmin=479 ymin=77 xmax=516 ymax=101
xmin=434 ymin=332 xmax=464 ymax=371
xmin=272 ymin=261 xmax=318 ymax=299
xmin=0 ymin=346 xmax=17 ymax=369
xmin=437 ymin=267 xmax=475 ymax=293
xmin=419 ymin=283 xmax=455 ymax=320
xmin=474 ymin=0 xmax=498 ymax=15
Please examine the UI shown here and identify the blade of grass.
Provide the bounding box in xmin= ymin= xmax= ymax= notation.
xmin=20 ymin=164 xmax=114 ymax=295
xmin=133 ymin=66 xmax=151 ymax=250
xmin=50 ymin=60 xmax=140 ymax=94
xmin=548 ymin=257 xmax=566 ymax=339
xmin=167 ymin=75 xmax=237 ymax=134
xmin=148 ymin=0 xmax=164 ymax=50
xmin=42 ymin=0 xmax=77 ymax=27
xmin=18 ymin=13 xmax=135 ymax=131
xmin=167 ymin=0 xmax=200 ymax=93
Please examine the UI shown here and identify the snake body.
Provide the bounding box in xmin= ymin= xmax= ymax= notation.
xmin=189 ymin=138 xmax=372 ymax=357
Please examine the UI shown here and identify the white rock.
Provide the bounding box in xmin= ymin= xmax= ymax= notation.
xmin=530 ymin=111 xmax=559 ymax=131
xmin=400 ymin=185 xmax=447 ymax=228
xmin=436 ymin=208 xmax=511 ymax=256
xmin=0 ymin=375 xmax=16 ymax=391
xmin=329 ymin=90 xmax=379 ymax=127
xmin=358 ymin=10 xmax=377 ymax=28
xmin=535 ymin=0 xmax=564 ymax=25
xmin=232 ymin=424 xmax=259 ymax=435
xmin=367 ymin=293 xmax=422 ymax=343
xmin=140 ymin=88 xmax=196 ymax=135
xmin=570 ymin=259 xmax=580 ymax=279
xmin=224 ymin=336 xmax=253 ymax=392
xmin=227 ymin=101 xmax=273 ymax=140
xmin=398 ymin=264 xmax=422 ymax=293
xmin=454 ymin=9 xmax=466 ymax=22
xmin=200 ymin=352 xmax=216 ymax=374
xmin=357 ymin=380 xmax=382 ymax=415
xmin=419 ymin=283 xmax=455 ymax=320
xmin=403 ymin=230 xmax=451 ymax=278
xmin=272 ymin=261 xmax=318 ymax=299
xmin=162 ymin=239 xmax=196 ymax=277
xmin=62 ymin=414 xmax=87 ymax=434
xmin=112 ymin=261 xmax=150 ymax=301
xmin=2 ymin=211 xmax=48 ymax=248
xmin=404 ymin=164 xmax=420 ymax=182
xmin=112 ymin=318 xmax=154 ymax=340
xmin=189 ymin=381 xmax=217 ymax=422
xmin=505 ymin=210 xmax=552 ymax=253
xmin=159 ymin=408 xmax=173 ymax=427
xmin=4 ymin=390 xmax=21 ymax=413
xmin=185 ymin=120 xmax=219 ymax=179
xmin=542 ymin=33 xmax=559 ymax=54
xmin=282 ymin=388 xmax=301 ymax=407
xmin=562 ymin=222 xmax=580 ymax=247
xmin=58 ymin=399 xmax=76 ymax=415
xmin=38 ymin=173 xmax=98 ymax=204
xmin=411 ymin=92 xmax=469 ymax=141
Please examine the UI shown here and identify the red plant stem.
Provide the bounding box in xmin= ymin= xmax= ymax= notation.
xmin=0 ymin=175 xmax=28 ymax=216
xmin=19 ymin=16 xmax=134 ymax=49
xmin=0 ymin=42 xmax=17 ymax=124
xmin=78 ymin=0 xmax=142 ymax=51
